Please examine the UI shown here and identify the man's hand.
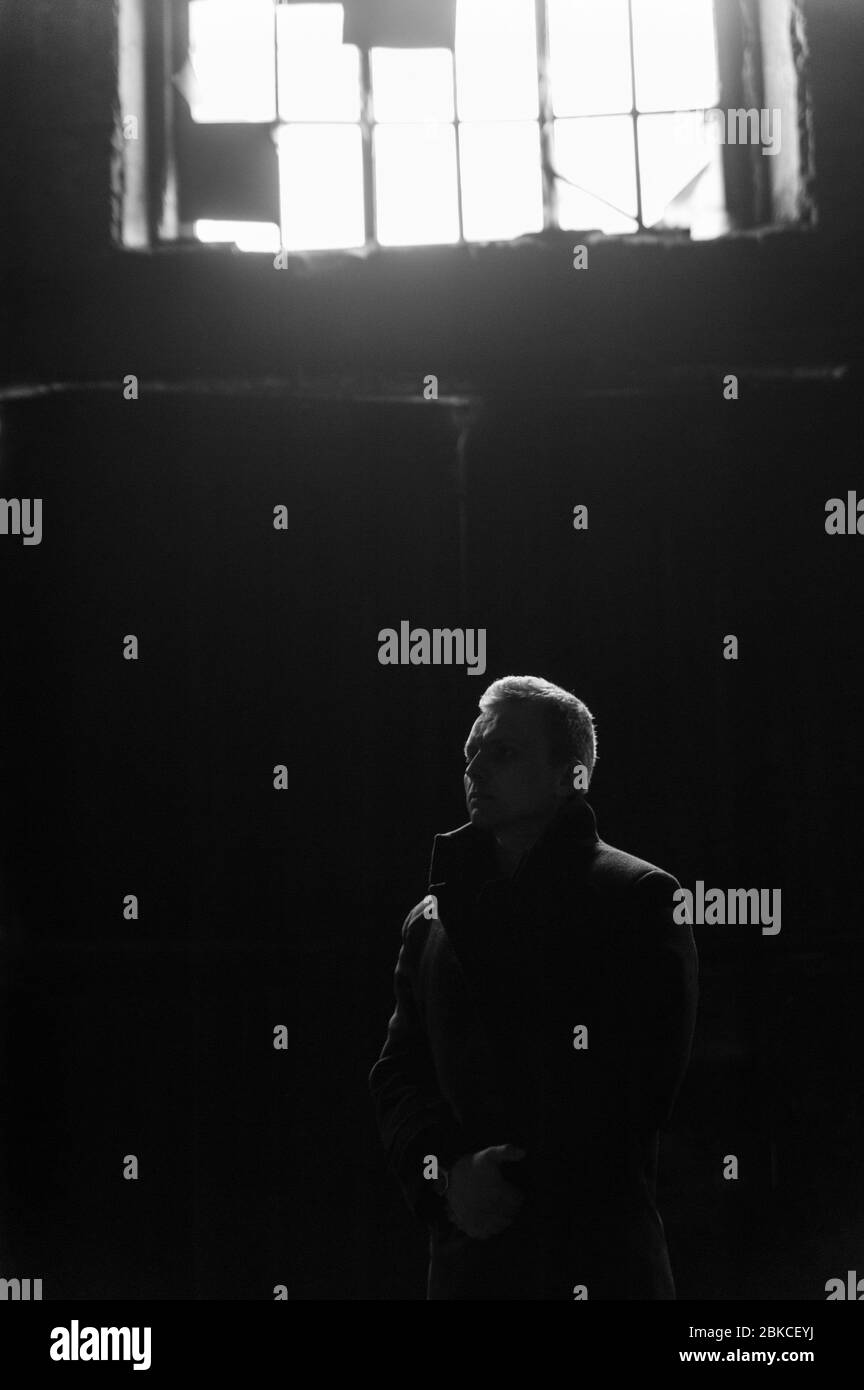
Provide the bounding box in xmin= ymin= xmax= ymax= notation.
xmin=446 ymin=1144 xmax=527 ymax=1240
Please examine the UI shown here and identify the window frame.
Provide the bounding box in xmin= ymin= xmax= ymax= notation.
xmin=146 ymin=0 xmax=776 ymax=252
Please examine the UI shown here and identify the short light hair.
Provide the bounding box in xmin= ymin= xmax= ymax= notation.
xmin=478 ymin=675 xmax=598 ymax=787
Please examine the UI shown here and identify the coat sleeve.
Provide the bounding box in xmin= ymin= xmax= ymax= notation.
xmin=368 ymin=908 xmax=472 ymax=1224
xmin=624 ymin=869 xmax=699 ymax=1132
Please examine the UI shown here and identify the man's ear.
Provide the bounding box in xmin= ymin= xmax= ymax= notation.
xmin=554 ymin=763 xmax=574 ymax=798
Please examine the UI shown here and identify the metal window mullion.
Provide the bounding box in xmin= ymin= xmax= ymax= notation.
xmin=535 ymin=0 xmax=556 ymax=230
xmin=273 ymin=2 xmax=283 ymax=247
xmin=451 ymin=47 xmax=465 ymax=243
xmin=152 ymin=0 xmax=182 ymax=241
xmin=360 ymin=47 xmax=376 ymax=246
xmin=545 ymin=106 xmax=711 ymax=121
xmin=625 ymin=0 xmax=645 ymax=231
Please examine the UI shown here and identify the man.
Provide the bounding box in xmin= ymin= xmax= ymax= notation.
xmin=369 ymin=676 xmax=698 ymax=1300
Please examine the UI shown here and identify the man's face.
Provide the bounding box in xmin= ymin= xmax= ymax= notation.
xmin=463 ymin=702 xmax=571 ymax=831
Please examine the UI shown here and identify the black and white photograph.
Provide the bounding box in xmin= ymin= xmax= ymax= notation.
xmin=1 ymin=0 xmax=862 ymax=1361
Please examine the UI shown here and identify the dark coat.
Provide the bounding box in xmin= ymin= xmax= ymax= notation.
xmin=369 ymin=796 xmax=698 ymax=1300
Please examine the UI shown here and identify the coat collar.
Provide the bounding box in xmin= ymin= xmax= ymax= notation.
xmin=427 ymin=795 xmax=600 ymax=892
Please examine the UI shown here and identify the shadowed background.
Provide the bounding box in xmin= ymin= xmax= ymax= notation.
xmin=0 ymin=382 xmax=862 ymax=1298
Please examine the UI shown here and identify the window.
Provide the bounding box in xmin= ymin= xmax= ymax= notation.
xmin=550 ymin=0 xmax=723 ymax=235
xmin=163 ymin=0 xmax=772 ymax=252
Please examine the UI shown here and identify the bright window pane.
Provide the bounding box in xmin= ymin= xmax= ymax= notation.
xmin=277 ymin=4 xmax=360 ymax=121
xmin=638 ymin=113 xmax=728 ymax=238
xmin=632 ymin=0 xmax=719 ymax=113
xmin=460 ymin=122 xmax=543 ymax=242
xmin=277 ymin=125 xmax=365 ymax=250
xmin=548 ymin=0 xmax=632 ymax=117
xmin=554 ymin=116 xmax=638 ymax=233
xmin=187 ymin=0 xmax=275 ymax=122
xmin=374 ymin=125 xmax=459 ymax=245
xmin=456 ymin=0 xmax=539 ymax=121
xmin=371 ymin=48 xmax=455 ymax=122
xmin=195 ymin=220 xmax=281 ymax=252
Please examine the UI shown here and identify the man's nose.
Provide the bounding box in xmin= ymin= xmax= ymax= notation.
xmin=465 ymin=752 xmax=486 ymax=780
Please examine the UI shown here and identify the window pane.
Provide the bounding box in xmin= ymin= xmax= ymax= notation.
xmin=459 ymin=122 xmax=543 ymax=242
xmin=188 ymin=0 xmax=275 ymax=123
xmin=548 ymin=0 xmax=632 ymax=117
xmin=554 ymin=116 xmax=638 ymax=233
xmin=195 ymin=220 xmax=281 ymax=252
xmin=638 ymin=113 xmax=728 ymax=238
xmin=632 ymin=0 xmax=719 ymax=113
xmin=374 ymin=125 xmax=459 ymax=245
xmin=278 ymin=0 xmax=344 ymax=47
xmin=371 ymin=49 xmax=455 ymax=123
xmin=276 ymin=125 xmax=365 ymax=250
xmin=277 ymin=4 xmax=360 ymax=121
xmin=456 ymin=0 xmax=539 ymax=121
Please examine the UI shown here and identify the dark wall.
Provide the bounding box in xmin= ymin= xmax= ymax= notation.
xmin=1 ymin=382 xmax=862 ymax=1298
